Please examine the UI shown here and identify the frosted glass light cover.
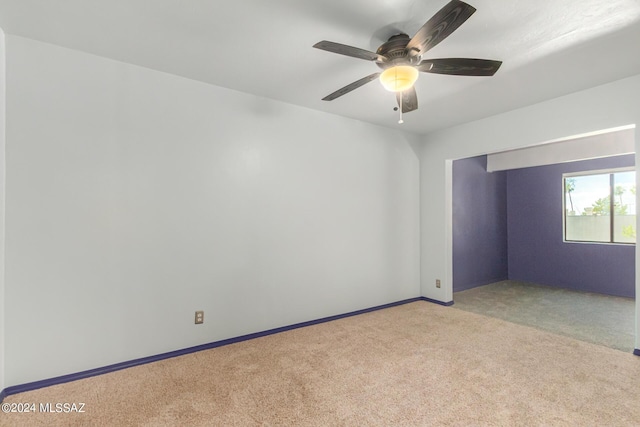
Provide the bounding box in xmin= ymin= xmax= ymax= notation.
xmin=379 ymin=66 xmax=419 ymax=92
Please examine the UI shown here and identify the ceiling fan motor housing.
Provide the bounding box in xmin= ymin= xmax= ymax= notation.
xmin=376 ymin=34 xmax=421 ymax=69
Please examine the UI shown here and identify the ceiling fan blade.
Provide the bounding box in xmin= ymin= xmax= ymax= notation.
xmin=313 ymin=40 xmax=387 ymax=62
xmin=417 ymin=58 xmax=502 ymax=76
xmin=322 ymin=73 xmax=381 ymax=101
xmin=396 ymin=88 xmax=418 ymax=113
xmin=406 ymin=0 xmax=476 ymax=56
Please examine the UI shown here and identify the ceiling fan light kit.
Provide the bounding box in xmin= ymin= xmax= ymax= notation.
xmin=380 ymin=66 xmax=419 ymax=92
xmin=313 ymin=0 xmax=502 ymax=123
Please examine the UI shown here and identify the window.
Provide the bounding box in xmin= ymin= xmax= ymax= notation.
xmin=564 ymin=169 xmax=636 ymax=244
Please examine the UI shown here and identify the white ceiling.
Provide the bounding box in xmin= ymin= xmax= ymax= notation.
xmin=1 ymin=0 xmax=640 ymax=135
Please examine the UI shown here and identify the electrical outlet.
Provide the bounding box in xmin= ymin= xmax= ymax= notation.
xmin=195 ymin=310 xmax=204 ymax=324
xmin=436 ymin=279 xmax=441 ymax=288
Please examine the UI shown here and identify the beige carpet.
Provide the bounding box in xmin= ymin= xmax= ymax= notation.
xmin=2 ymin=302 xmax=640 ymax=426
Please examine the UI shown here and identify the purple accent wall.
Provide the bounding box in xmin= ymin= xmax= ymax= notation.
xmin=453 ymin=156 xmax=508 ymax=291
xmin=507 ymin=154 xmax=636 ymax=298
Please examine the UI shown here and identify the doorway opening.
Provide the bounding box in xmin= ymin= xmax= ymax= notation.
xmin=450 ymin=126 xmax=636 ymax=352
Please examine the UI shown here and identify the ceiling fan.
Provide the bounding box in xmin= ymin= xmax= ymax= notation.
xmin=313 ymin=0 xmax=502 ymax=122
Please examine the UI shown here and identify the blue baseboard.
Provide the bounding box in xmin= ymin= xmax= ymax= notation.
xmin=634 ymin=349 xmax=640 ymax=357
xmin=419 ymin=296 xmax=454 ymax=306
xmin=1 ymin=296 xmax=452 ymax=401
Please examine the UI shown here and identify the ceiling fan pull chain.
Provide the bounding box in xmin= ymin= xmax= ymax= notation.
xmin=399 ymin=94 xmax=404 ymax=124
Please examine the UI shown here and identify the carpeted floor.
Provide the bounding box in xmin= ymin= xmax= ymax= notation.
xmin=453 ymin=280 xmax=636 ymax=353
xmin=2 ymin=301 xmax=640 ymax=426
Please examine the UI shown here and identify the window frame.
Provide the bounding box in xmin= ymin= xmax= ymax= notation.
xmin=562 ymin=167 xmax=636 ymax=245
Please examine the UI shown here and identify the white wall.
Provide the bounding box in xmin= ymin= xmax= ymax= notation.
xmin=486 ymin=127 xmax=635 ymax=172
xmin=418 ymin=73 xmax=640 ymax=349
xmin=0 ymin=27 xmax=6 ymax=394
xmin=4 ymin=36 xmax=420 ymax=386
